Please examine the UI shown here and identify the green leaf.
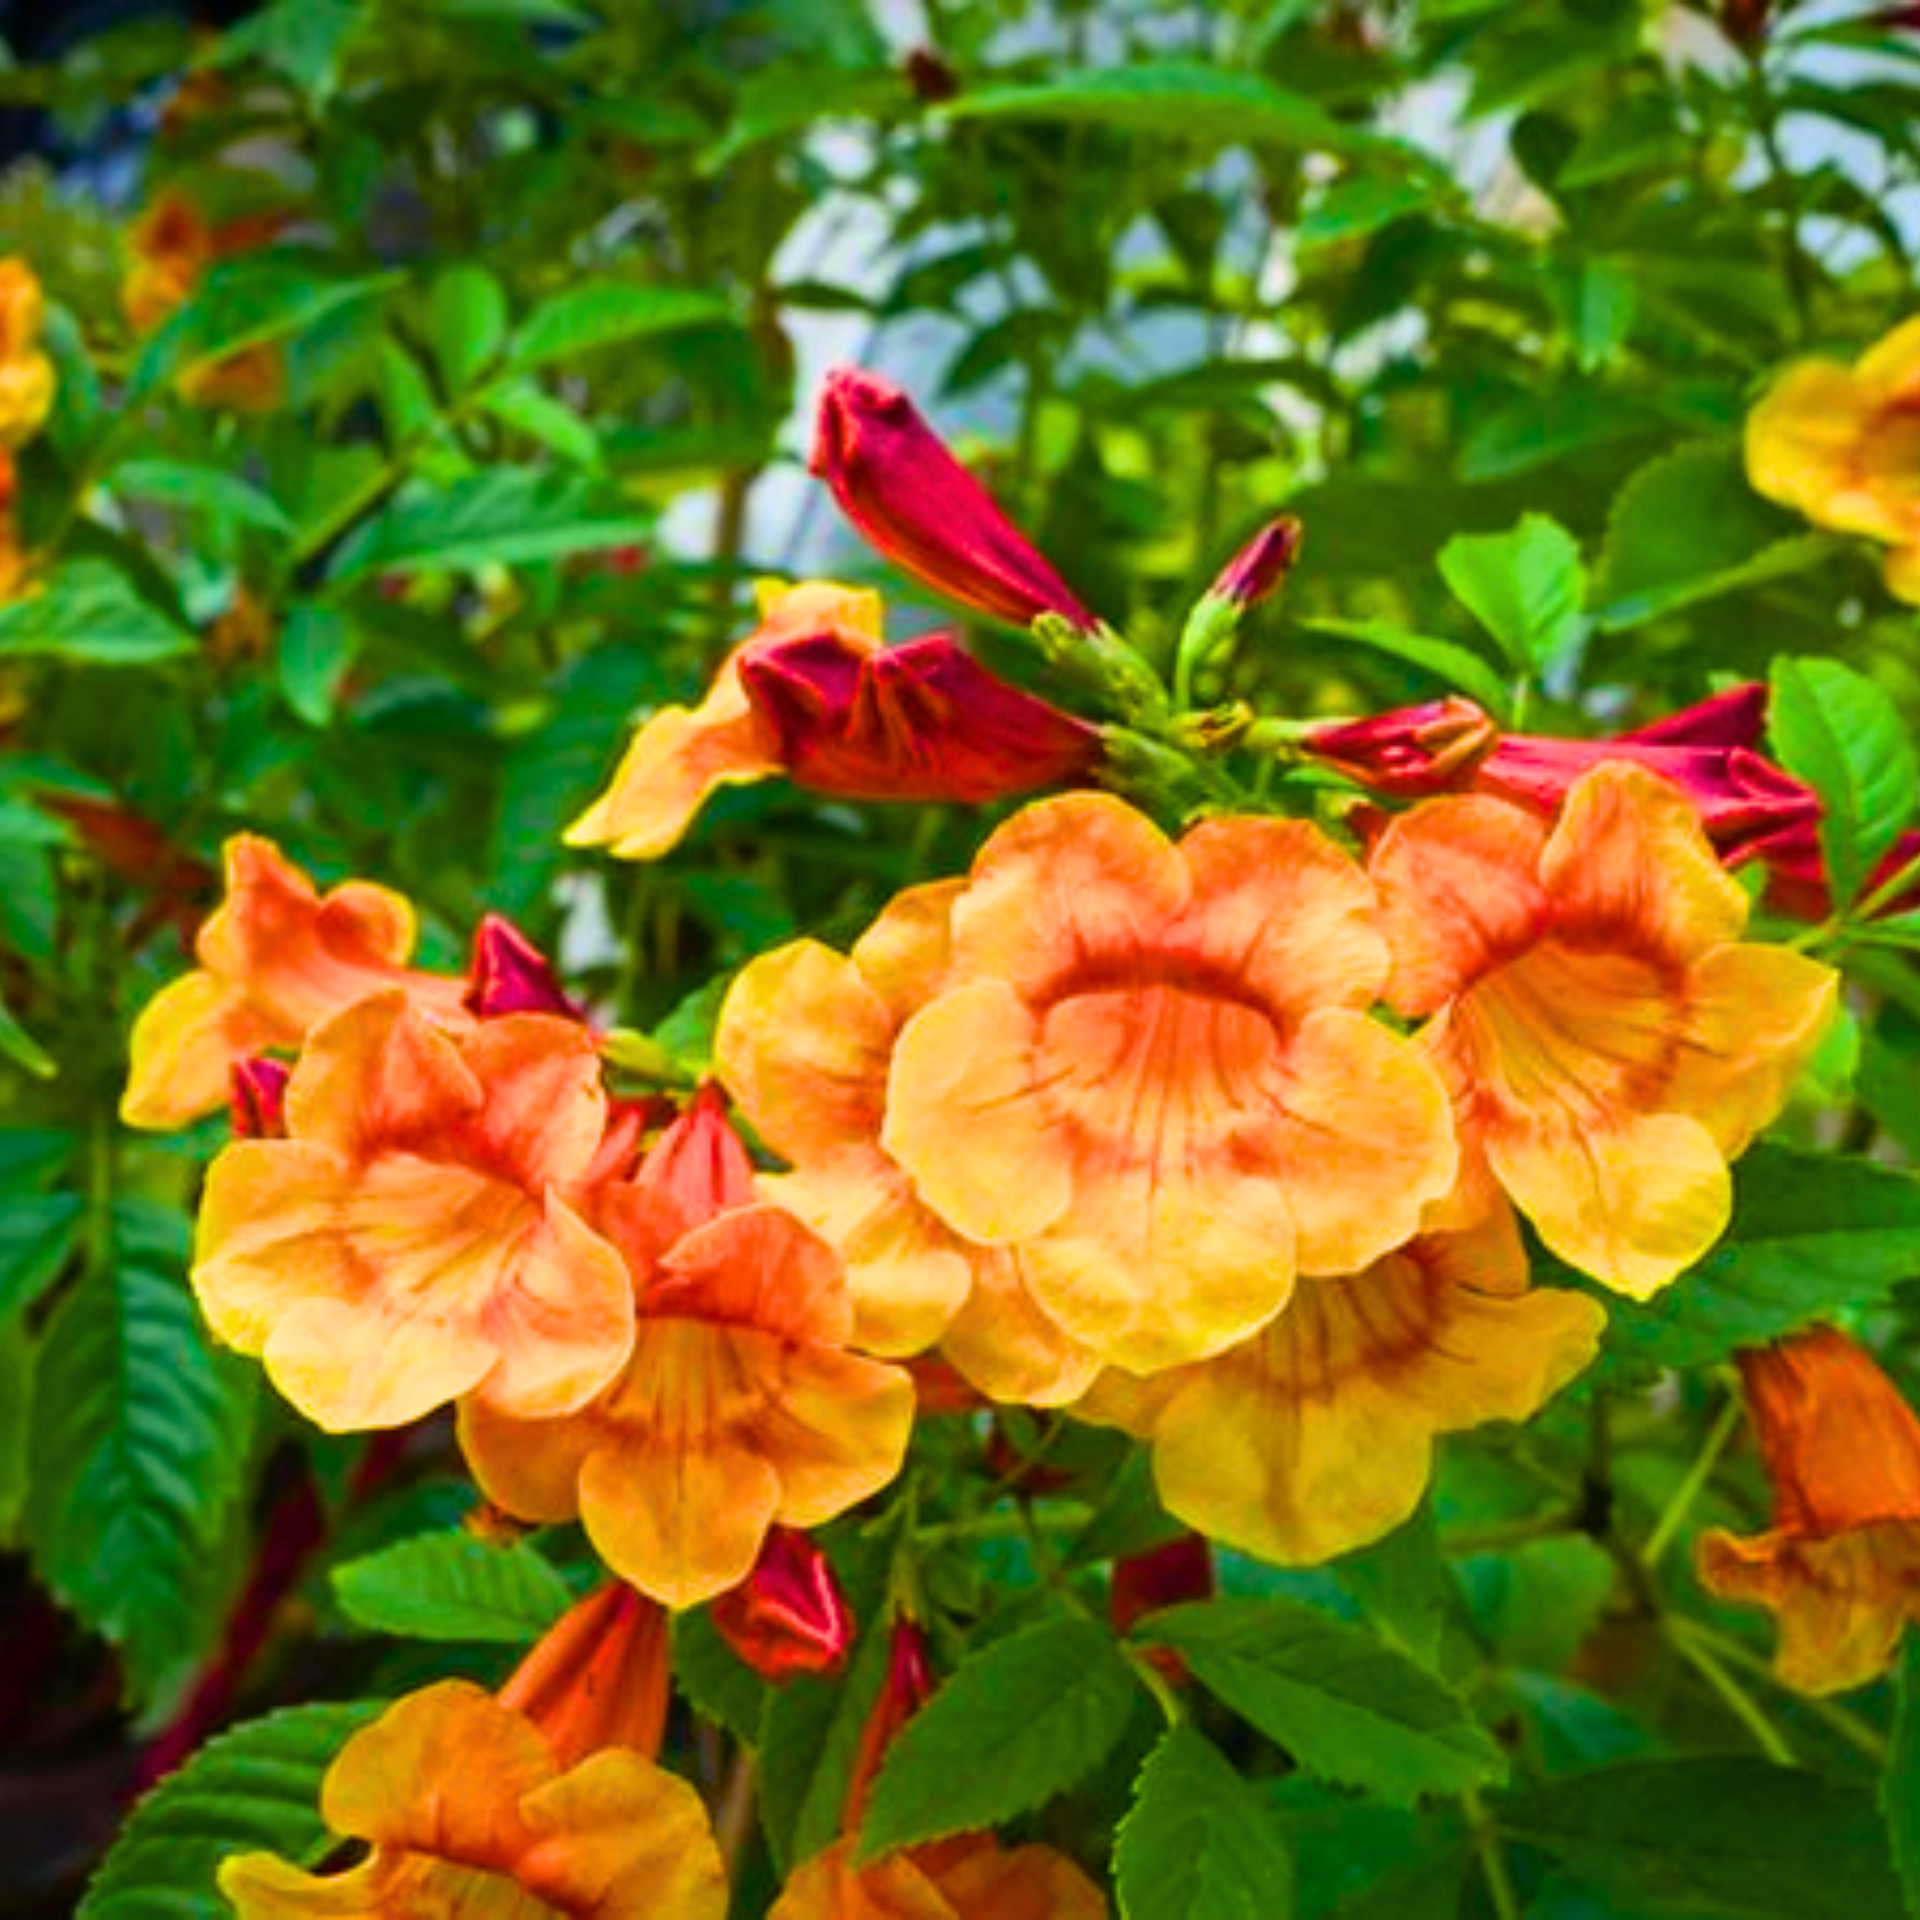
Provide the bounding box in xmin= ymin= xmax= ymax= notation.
xmin=134 ymin=259 xmax=397 ymax=399
xmin=0 ymin=1314 xmax=32 ymax=1545
xmin=278 ymin=603 xmax=360 ymax=727
xmin=941 ymin=62 xmax=1380 ymax=159
xmin=1549 ymin=258 xmax=1638 ymax=372
xmin=0 ymin=560 xmax=195 ymax=665
xmin=1437 ymin=514 xmax=1585 ymax=676
xmin=1594 ymin=442 xmax=1834 ymax=630
xmin=429 ymin=264 xmax=509 ymax=392
xmin=108 ymin=460 xmax=293 ymax=535
xmin=331 ymin=1530 xmax=572 ymax=1642
xmin=483 ymin=378 xmax=603 ymax=465
xmin=79 ymin=1700 xmax=383 ymax=1918
xmin=328 ymin=469 xmax=652 ymax=582
xmin=1499 ymin=1757 xmax=1904 ymax=1919
xmin=1299 ymin=175 xmax=1440 ymax=247
xmin=1296 ymin=617 xmax=1512 ymax=715
xmin=215 ymin=0 xmax=361 ymax=96
xmin=759 ymin=1607 xmax=892 ymax=1873
xmin=24 ymin=1200 xmax=257 ymax=1703
xmin=0 ymin=1191 xmax=80 ymax=1319
xmin=1599 ymin=1146 xmax=1920 ymax=1368
xmin=507 ymin=282 xmax=734 ymax=373
xmin=1134 ymin=1599 xmax=1504 ymax=1804
xmin=859 ymin=1615 xmax=1142 ymax=1859
xmin=1887 ymin=1639 xmax=1920 ymax=1920
xmin=673 ymin=1607 xmax=771 ymax=1748
xmin=1769 ymin=656 xmax=1919 ymax=912
xmin=1115 ymin=1725 xmax=1297 ymax=1920
xmin=0 ymin=986 xmax=55 ymax=1079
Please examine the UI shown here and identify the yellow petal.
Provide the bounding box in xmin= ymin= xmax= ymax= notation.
xmin=565 ymin=660 xmax=782 ymax=859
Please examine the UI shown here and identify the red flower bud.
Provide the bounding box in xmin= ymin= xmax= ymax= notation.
xmin=637 ymin=1083 xmax=757 ymax=1226
xmin=846 ymin=1618 xmax=935 ymax=1829
xmin=739 ymin=627 xmax=1100 ymax=803
xmin=812 ymin=368 xmax=1098 ymax=631
xmin=229 ymin=1055 xmax=291 ymax=1139
xmin=1110 ymin=1533 xmax=1214 ymax=1685
xmin=463 ymin=914 xmax=585 ymax=1022
xmin=710 ymin=1527 xmax=856 ymax=1682
xmin=1307 ymin=696 xmax=1499 ymax=796
xmin=1208 ymin=517 xmax=1301 ymax=610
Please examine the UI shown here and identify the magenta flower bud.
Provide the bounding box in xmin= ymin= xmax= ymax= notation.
xmin=811 ymin=367 xmax=1099 ymax=631
xmin=229 ymin=1055 xmax=291 ymax=1139
xmin=1307 ymin=697 xmax=1501 ymax=796
xmin=740 ymin=627 xmax=1101 ymax=803
xmin=709 ymin=1527 xmax=856 ymax=1683
xmin=463 ymin=915 xmax=584 ymax=1022
xmin=1209 ymin=516 xmax=1302 ymax=610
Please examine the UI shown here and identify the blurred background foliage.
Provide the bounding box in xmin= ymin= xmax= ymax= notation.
xmin=0 ymin=0 xmax=1918 ymax=1912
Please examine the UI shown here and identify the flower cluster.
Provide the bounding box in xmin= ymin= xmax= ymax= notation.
xmin=127 ymin=835 xmax=913 ymax=1611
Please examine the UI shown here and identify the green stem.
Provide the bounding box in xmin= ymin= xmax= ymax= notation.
xmin=1460 ymin=1787 xmax=1522 ymax=1920
xmin=1643 ymin=1392 xmax=1743 ymax=1571
xmin=1667 ymin=1617 xmax=1795 ymax=1763
xmin=1681 ymin=1618 xmax=1889 ymax=1763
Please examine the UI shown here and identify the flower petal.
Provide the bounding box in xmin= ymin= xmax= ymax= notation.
xmin=1541 ymin=763 xmax=1749 ymax=963
xmin=1370 ymin=795 xmax=1551 ymax=1016
xmin=884 ymin=977 xmax=1072 ymax=1244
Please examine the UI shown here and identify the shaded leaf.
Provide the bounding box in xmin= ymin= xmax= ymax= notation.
xmin=109 ymin=460 xmax=293 ymax=535
xmin=328 ymin=469 xmax=652 ymax=582
xmin=942 ymin=62 xmax=1380 ymax=159
xmin=0 ymin=1191 xmax=81 ymax=1319
xmin=79 ymin=1701 xmax=382 ymax=1918
xmin=507 ymin=282 xmax=734 ymax=373
xmin=1594 ymin=442 xmax=1833 ymax=630
xmin=859 ymin=1615 xmax=1142 ymax=1858
xmin=1115 ymin=1725 xmax=1297 ymax=1920
xmin=24 ymin=1201 xmax=257 ymax=1703
xmin=0 ymin=561 xmax=195 ymax=665
xmin=278 ymin=603 xmax=360 ymax=727
xmin=1135 ymin=1599 xmax=1504 ymax=1803
xmin=1888 ymin=1639 xmax=1920 ymax=1920
xmin=1500 ymin=1756 xmax=1903 ymax=1919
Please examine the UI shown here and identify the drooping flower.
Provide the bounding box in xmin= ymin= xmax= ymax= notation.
xmin=496 ymin=1581 xmax=671 ymax=1767
xmin=880 ymin=792 xmax=1457 ymax=1373
xmin=122 ymin=834 xmax=468 ymax=1131
xmin=458 ymin=1090 xmax=916 ymax=1608
xmin=218 ymin=1679 xmax=728 ymax=1919
xmin=715 ymin=879 xmax=1100 ymax=1406
xmin=1079 ymin=1205 xmax=1604 ymax=1565
xmin=1699 ymin=1325 xmax=1920 ymax=1695
xmin=0 ymin=259 xmax=54 ymax=447
xmin=709 ymin=1526 xmax=856 ymax=1681
xmin=193 ymin=990 xmax=635 ymax=1431
xmin=1746 ymin=314 xmax=1920 ymax=601
xmin=1369 ymin=763 xmax=1838 ymax=1297
xmin=812 ymin=367 xmax=1099 ymax=630
xmin=565 ymin=581 xmax=1098 ymax=861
